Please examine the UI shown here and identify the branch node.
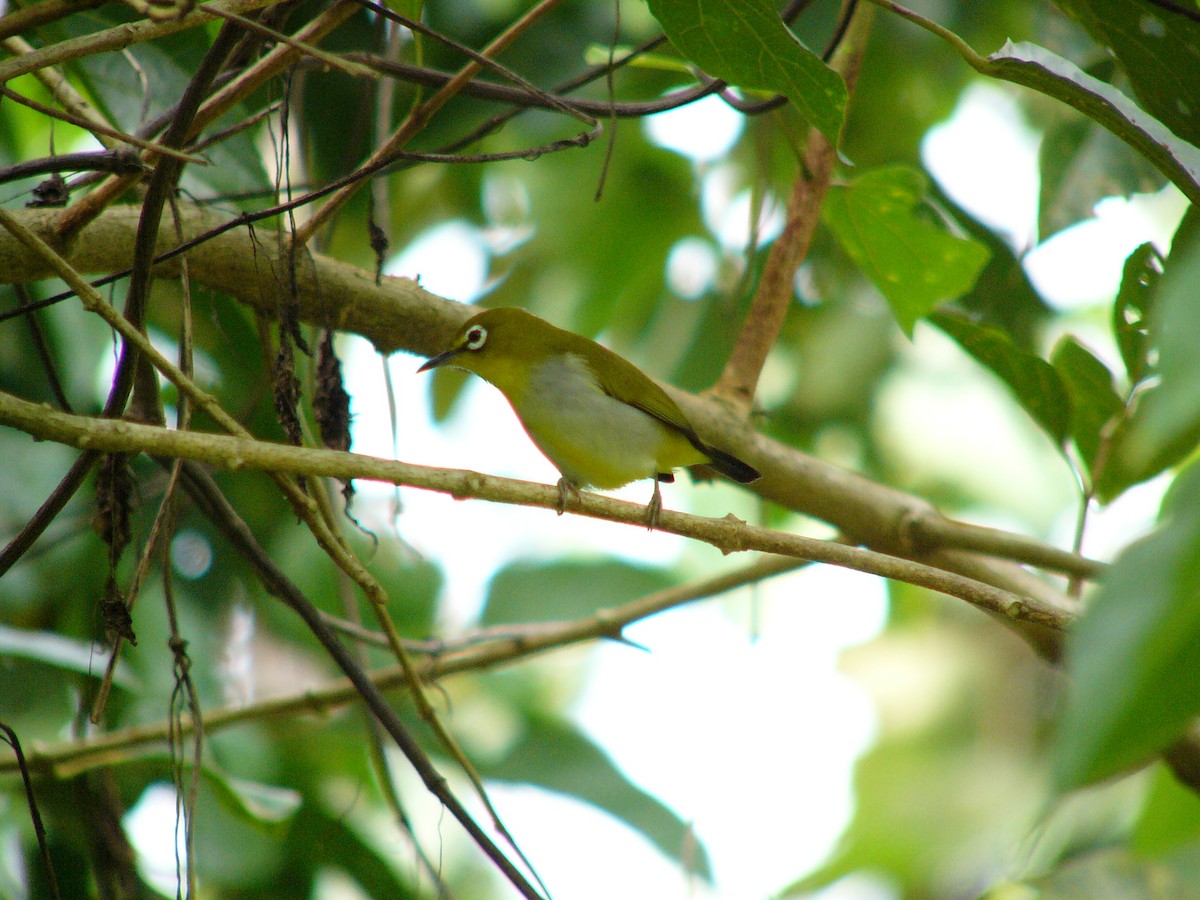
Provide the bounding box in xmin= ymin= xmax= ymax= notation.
xmin=1004 ymin=599 xmax=1027 ymax=619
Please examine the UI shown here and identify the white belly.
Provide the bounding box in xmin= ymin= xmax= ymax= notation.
xmin=511 ymin=354 xmax=666 ymax=488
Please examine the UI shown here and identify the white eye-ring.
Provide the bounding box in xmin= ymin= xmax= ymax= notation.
xmin=465 ymin=325 xmax=488 ymax=350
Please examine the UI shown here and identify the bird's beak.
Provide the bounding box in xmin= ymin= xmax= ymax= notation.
xmin=417 ymin=344 xmax=466 ymax=373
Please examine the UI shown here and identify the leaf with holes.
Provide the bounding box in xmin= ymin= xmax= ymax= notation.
xmin=1099 ymin=209 xmax=1200 ymax=500
xmin=1112 ymin=242 xmax=1162 ymax=386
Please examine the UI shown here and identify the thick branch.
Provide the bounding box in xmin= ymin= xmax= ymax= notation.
xmin=0 ymin=204 xmax=455 ymax=354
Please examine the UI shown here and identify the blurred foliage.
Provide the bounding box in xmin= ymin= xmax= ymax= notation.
xmin=2 ymin=0 xmax=1200 ymax=897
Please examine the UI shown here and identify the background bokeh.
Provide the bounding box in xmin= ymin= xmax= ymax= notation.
xmin=3 ymin=0 xmax=1200 ymax=897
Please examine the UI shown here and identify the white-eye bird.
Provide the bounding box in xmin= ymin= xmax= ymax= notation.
xmin=418 ymin=307 xmax=760 ymax=526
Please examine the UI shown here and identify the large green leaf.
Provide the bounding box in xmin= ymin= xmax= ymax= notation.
xmin=645 ymin=0 xmax=846 ymax=142
xmin=930 ymin=309 xmax=1070 ymax=447
xmin=825 ymin=166 xmax=990 ymax=334
xmin=1053 ymin=464 xmax=1200 ymax=790
xmin=481 ymin=558 xmax=675 ymax=625
xmin=981 ymin=41 xmax=1200 ymax=206
xmin=485 ymin=713 xmax=712 ymax=880
xmin=1052 ymin=0 xmax=1200 ymax=147
xmin=0 ymin=625 xmax=136 ymax=688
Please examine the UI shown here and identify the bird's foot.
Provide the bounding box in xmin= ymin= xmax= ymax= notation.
xmin=645 ymin=479 xmax=663 ymax=530
xmin=556 ymin=477 xmax=581 ymax=516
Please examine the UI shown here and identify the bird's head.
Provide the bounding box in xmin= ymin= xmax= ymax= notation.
xmin=418 ymin=307 xmax=551 ymax=395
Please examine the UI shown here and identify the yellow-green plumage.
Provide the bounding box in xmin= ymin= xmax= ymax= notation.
xmin=418 ymin=307 xmax=759 ymax=523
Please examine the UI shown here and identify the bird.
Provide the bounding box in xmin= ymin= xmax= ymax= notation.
xmin=418 ymin=307 xmax=760 ymax=527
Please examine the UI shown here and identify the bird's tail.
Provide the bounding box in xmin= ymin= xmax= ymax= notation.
xmin=703 ymin=445 xmax=760 ymax=484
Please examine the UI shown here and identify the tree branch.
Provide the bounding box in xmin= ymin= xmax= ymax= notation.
xmin=0 ymin=203 xmax=1094 ymax=610
xmin=0 ymin=558 xmax=805 ymax=780
xmin=0 ymin=388 xmax=1073 ymax=642
xmin=0 ymin=0 xmax=274 ymax=84
xmin=713 ymin=2 xmax=873 ymax=409
xmin=292 ymin=0 xmax=568 ymax=244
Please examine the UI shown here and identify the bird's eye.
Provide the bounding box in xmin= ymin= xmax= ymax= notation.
xmin=465 ymin=325 xmax=488 ymax=350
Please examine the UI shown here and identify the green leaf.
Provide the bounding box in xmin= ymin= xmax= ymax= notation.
xmin=1132 ymin=765 xmax=1200 ymax=856
xmin=1112 ymin=242 xmax=1162 ymax=387
xmin=481 ymin=558 xmax=675 ymax=626
xmin=485 ymin=714 xmax=712 ymax=880
xmin=930 ymin=310 xmax=1070 ymax=446
xmin=1053 ymin=465 xmax=1200 ymax=791
xmin=930 ymin=180 xmax=1053 ymax=350
xmin=1051 ymin=0 xmax=1200 ymax=148
xmin=0 ymin=625 xmax=137 ymax=688
xmin=824 ymin=166 xmax=990 ymax=334
xmin=644 ymin=0 xmax=846 ymax=142
xmin=1050 ymin=336 xmax=1123 ymax=479
xmin=1038 ymin=108 xmax=1166 ymax=240
xmin=284 ymin=801 xmax=420 ymax=898
xmin=1101 ymin=210 xmax=1200 ymax=497
xmin=205 ymin=770 xmax=304 ymax=830
xmin=1024 ymin=845 xmax=1200 ymax=898
xmin=982 ymin=41 xmax=1200 ymax=206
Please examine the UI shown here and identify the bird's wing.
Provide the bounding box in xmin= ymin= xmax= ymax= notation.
xmin=579 ymin=343 xmax=760 ymax=483
xmin=582 ymin=343 xmax=705 ymax=447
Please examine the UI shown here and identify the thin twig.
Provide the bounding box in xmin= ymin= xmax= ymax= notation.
xmin=355 ymin=0 xmax=595 ymax=127
xmin=0 ymin=0 xmax=104 ymax=42
xmin=0 ymin=390 xmax=1074 ymax=637
xmin=293 ymin=0 xmax=568 ymax=243
xmin=197 ymin=2 xmax=375 ymax=79
xmin=0 ymin=723 xmax=62 ymax=900
xmin=1 ymin=33 xmax=123 ymax=150
xmin=12 ymin=284 xmax=72 ymax=411
xmin=0 ymin=90 xmax=193 ymax=165
xmin=0 ymin=0 xmax=274 ymax=84
xmin=0 ymin=77 xmax=199 ymax=179
xmin=52 ymin=0 xmax=360 ymax=238
xmin=165 ymin=461 xmax=544 ymax=898
xmin=1 ymin=556 xmax=804 ymax=781
xmin=0 ymin=205 xmax=546 ymax=899
xmin=0 ymin=452 xmax=101 ymax=576
xmin=0 ymin=149 xmax=147 ymax=185
xmin=344 ymin=52 xmax=722 ymax=117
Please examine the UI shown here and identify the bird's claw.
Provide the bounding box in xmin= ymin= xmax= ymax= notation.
xmin=556 ymin=477 xmax=580 ymax=516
